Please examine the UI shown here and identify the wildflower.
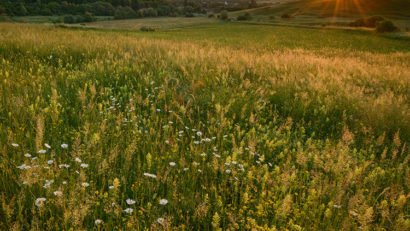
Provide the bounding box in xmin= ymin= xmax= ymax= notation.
xmin=47 ymin=160 xmax=54 ymax=165
xmin=45 ymin=143 xmax=51 ymax=149
xmin=38 ymin=149 xmax=46 ymax=154
xmin=61 ymin=144 xmax=68 ymax=149
xmin=194 ymin=141 xmax=200 ymax=145
xmin=169 ymin=162 xmax=176 ymax=166
xmin=35 ymin=198 xmax=46 ymax=207
xmin=126 ymin=199 xmax=136 ymax=205
xmin=95 ymin=219 xmax=103 ymax=225
xmin=82 ymin=182 xmax=89 ymax=188
xmin=17 ymin=164 xmax=31 ymax=170
xmin=58 ymin=164 xmax=70 ymax=169
xmin=11 ymin=143 xmax=19 ymax=147
xmin=157 ymin=218 xmax=165 ymax=225
xmin=62 ymin=181 xmax=67 ymax=185
xmin=226 ymin=169 xmax=231 ymax=174
xmin=159 ymin=199 xmax=168 ymax=205
xmin=22 ymin=181 xmax=28 ymax=185
xmin=80 ymin=163 xmax=89 ymax=168
xmin=24 ymin=153 xmax=31 ymax=158
xmin=333 ymin=205 xmax=342 ymax=209
xmin=124 ymin=208 xmax=133 ymax=214
xmin=143 ymin=173 xmax=157 ymax=179
xmin=109 ymin=185 xmax=114 ymax=189
xmin=183 ymin=168 xmax=189 ymax=171
xmin=349 ymin=210 xmax=358 ymax=217
xmin=165 ymin=140 xmax=169 ymax=144
xmin=200 ymin=153 xmax=207 ymax=157
xmin=54 ymin=191 xmax=63 ymax=197
xmin=196 ymin=131 xmax=202 ymax=136
xmin=75 ymin=158 xmax=82 ymax=163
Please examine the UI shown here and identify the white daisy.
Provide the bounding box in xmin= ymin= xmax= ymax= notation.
xmin=81 ymin=182 xmax=89 ymax=188
xmin=143 ymin=173 xmax=157 ymax=179
xmin=126 ymin=199 xmax=136 ymax=205
xmin=75 ymin=158 xmax=82 ymax=163
xmin=169 ymin=162 xmax=176 ymax=166
xmin=157 ymin=217 xmax=165 ymax=224
xmin=95 ymin=219 xmax=103 ymax=225
xmin=54 ymin=191 xmax=63 ymax=197
xmin=45 ymin=143 xmax=51 ymax=149
xmin=80 ymin=163 xmax=88 ymax=168
xmin=61 ymin=144 xmax=68 ymax=149
xmin=35 ymin=198 xmax=46 ymax=207
xmin=124 ymin=208 xmax=133 ymax=214
xmin=38 ymin=149 xmax=46 ymax=154
xmin=47 ymin=160 xmax=54 ymax=165
xmin=24 ymin=153 xmax=31 ymax=158
xmin=159 ymin=199 xmax=168 ymax=205
xmin=11 ymin=143 xmax=19 ymax=147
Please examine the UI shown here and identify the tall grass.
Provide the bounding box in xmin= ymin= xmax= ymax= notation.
xmin=0 ymin=23 xmax=409 ymax=230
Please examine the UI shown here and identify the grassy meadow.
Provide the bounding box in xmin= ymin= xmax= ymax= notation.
xmin=0 ymin=21 xmax=409 ymax=230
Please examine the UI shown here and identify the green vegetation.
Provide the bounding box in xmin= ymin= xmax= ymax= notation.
xmin=0 ymin=20 xmax=409 ymax=230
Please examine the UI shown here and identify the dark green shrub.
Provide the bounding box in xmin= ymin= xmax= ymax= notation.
xmin=366 ymin=16 xmax=385 ymax=28
xmin=88 ymin=1 xmax=115 ymax=16
xmin=281 ymin=13 xmax=291 ymax=19
xmin=208 ymin=14 xmax=214 ymax=18
xmin=220 ymin=10 xmax=228 ymax=20
xmin=237 ymin=12 xmax=252 ymax=21
xmin=376 ymin=20 xmax=399 ymax=33
xmin=185 ymin=12 xmax=194 ymax=17
xmin=83 ymin=12 xmax=94 ymax=22
xmin=114 ymin=6 xmax=137 ymax=19
xmin=349 ymin=18 xmax=365 ymax=27
xmin=63 ymin=15 xmax=75 ymax=24
xmin=140 ymin=26 xmax=155 ymax=32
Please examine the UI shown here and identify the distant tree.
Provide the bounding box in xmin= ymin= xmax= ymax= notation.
xmin=63 ymin=15 xmax=75 ymax=24
xmin=87 ymin=1 xmax=115 ymax=16
xmin=83 ymin=11 xmax=94 ymax=22
xmin=114 ymin=6 xmax=136 ymax=19
xmin=220 ymin=10 xmax=228 ymax=20
xmin=16 ymin=3 xmax=28 ymax=16
xmin=376 ymin=20 xmax=399 ymax=33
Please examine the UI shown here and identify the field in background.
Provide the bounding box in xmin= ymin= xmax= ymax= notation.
xmin=0 ymin=22 xmax=409 ymax=230
xmin=78 ymin=17 xmax=219 ymax=30
xmin=231 ymin=0 xmax=410 ymax=29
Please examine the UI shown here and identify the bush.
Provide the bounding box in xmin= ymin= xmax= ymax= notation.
xmin=83 ymin=12 xmax=94 ymax=22
xmin=63 ymin=15 xmax=75 ymax=24
xmin=281 ymin=13 xmax=292 ymax=19
xmin=376 ymin=20 xmax=399 ymax=33
xmin=88 ymin=1 xmax=115 ymax=16
xmin=114 ymin=6 xmax=137 ymax=19
xmin=349 ymin=18 xmax=365 ymax=27
xmin=185 ymin=12 xmax=194 ymax=17
xmin=366 ymin=16 xmax=385 ymax=28
xmin=208 ymin=14 xmax=214 ymax=18
xmin=220 ymin=10 xmax=228 ymax=20
xmin=237 ymin=12 xmax=252 ymax=21
xmin=140 ymin=26 xmax=155 ymax=32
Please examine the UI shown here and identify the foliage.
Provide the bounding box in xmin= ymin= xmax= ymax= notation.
xmin=0 ymin=22 xmax=409 ymax=230
xmin=237 ymin=13 xmax=252 ymax=21
xmin=114 ymin=6 xmax=137 ymax=20
xmin=376 ymin=20 xmax=399 ymax=33
xmin=220 ymin=10 xmax=228 ymax=20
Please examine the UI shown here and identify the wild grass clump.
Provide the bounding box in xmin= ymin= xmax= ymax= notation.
xmin=0 ymin=23 xmax=409 ymax=230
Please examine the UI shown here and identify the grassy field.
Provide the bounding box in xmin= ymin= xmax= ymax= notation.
xmin=230 ymin=0 xmax=410 ymax=29
xmin=78 ymin=17 xmax=219 ymax=30
xmin=0 ymin=21 xmax=409 ymax=230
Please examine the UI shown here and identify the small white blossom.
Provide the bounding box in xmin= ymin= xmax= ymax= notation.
xmin=95 ymin=219 xmax=103 ymax=225
xmin=143 ymin=173 xmax=157 ymax=179
xmin=54 ymin=191 xmax=63 ymax=197
xmin=226 ymin=169 xmax=231 ymax=174
xmin=169 ymin=162 xmax=176 ymax=166
xmin=109 ymin=185 xmax=114 ymax=190
xmin=196 ymin=131 xmax=202 ymax=136
xmin=159 ymin=199 xmax=168 ymax=205
xmin=47 ymin=160 xmax=54 ymax=165
xmin=11 ymin=143 xmax=19 ymax=147
xmin=24 ymin=153 xmax=31 ymax=158
xmin=75 ymin=158 xmax=82 ymax=163
xmin=35 ymin=198 xmax=46 ymax=207
xmin=81 ymin=182 xmax=89 ymax=188
xmin=200 ymin=153 xmax=207 ymax=157
xmin=80 ymin=163 xmax=89 ymax=168
xmin=61 ymin=144 xmax=68 ymax=149
xmin=124 ymin=208 xmax=133 ymax=214
xmin=126 ymin=199 xmax=136 ymax=205
xmin=45 ymin=143 xmax=51 ymax=149
xmin=157 ymin=218 xmax=165 ymax=224
xmin=38 ymin=149 xmax=46 ymax=154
